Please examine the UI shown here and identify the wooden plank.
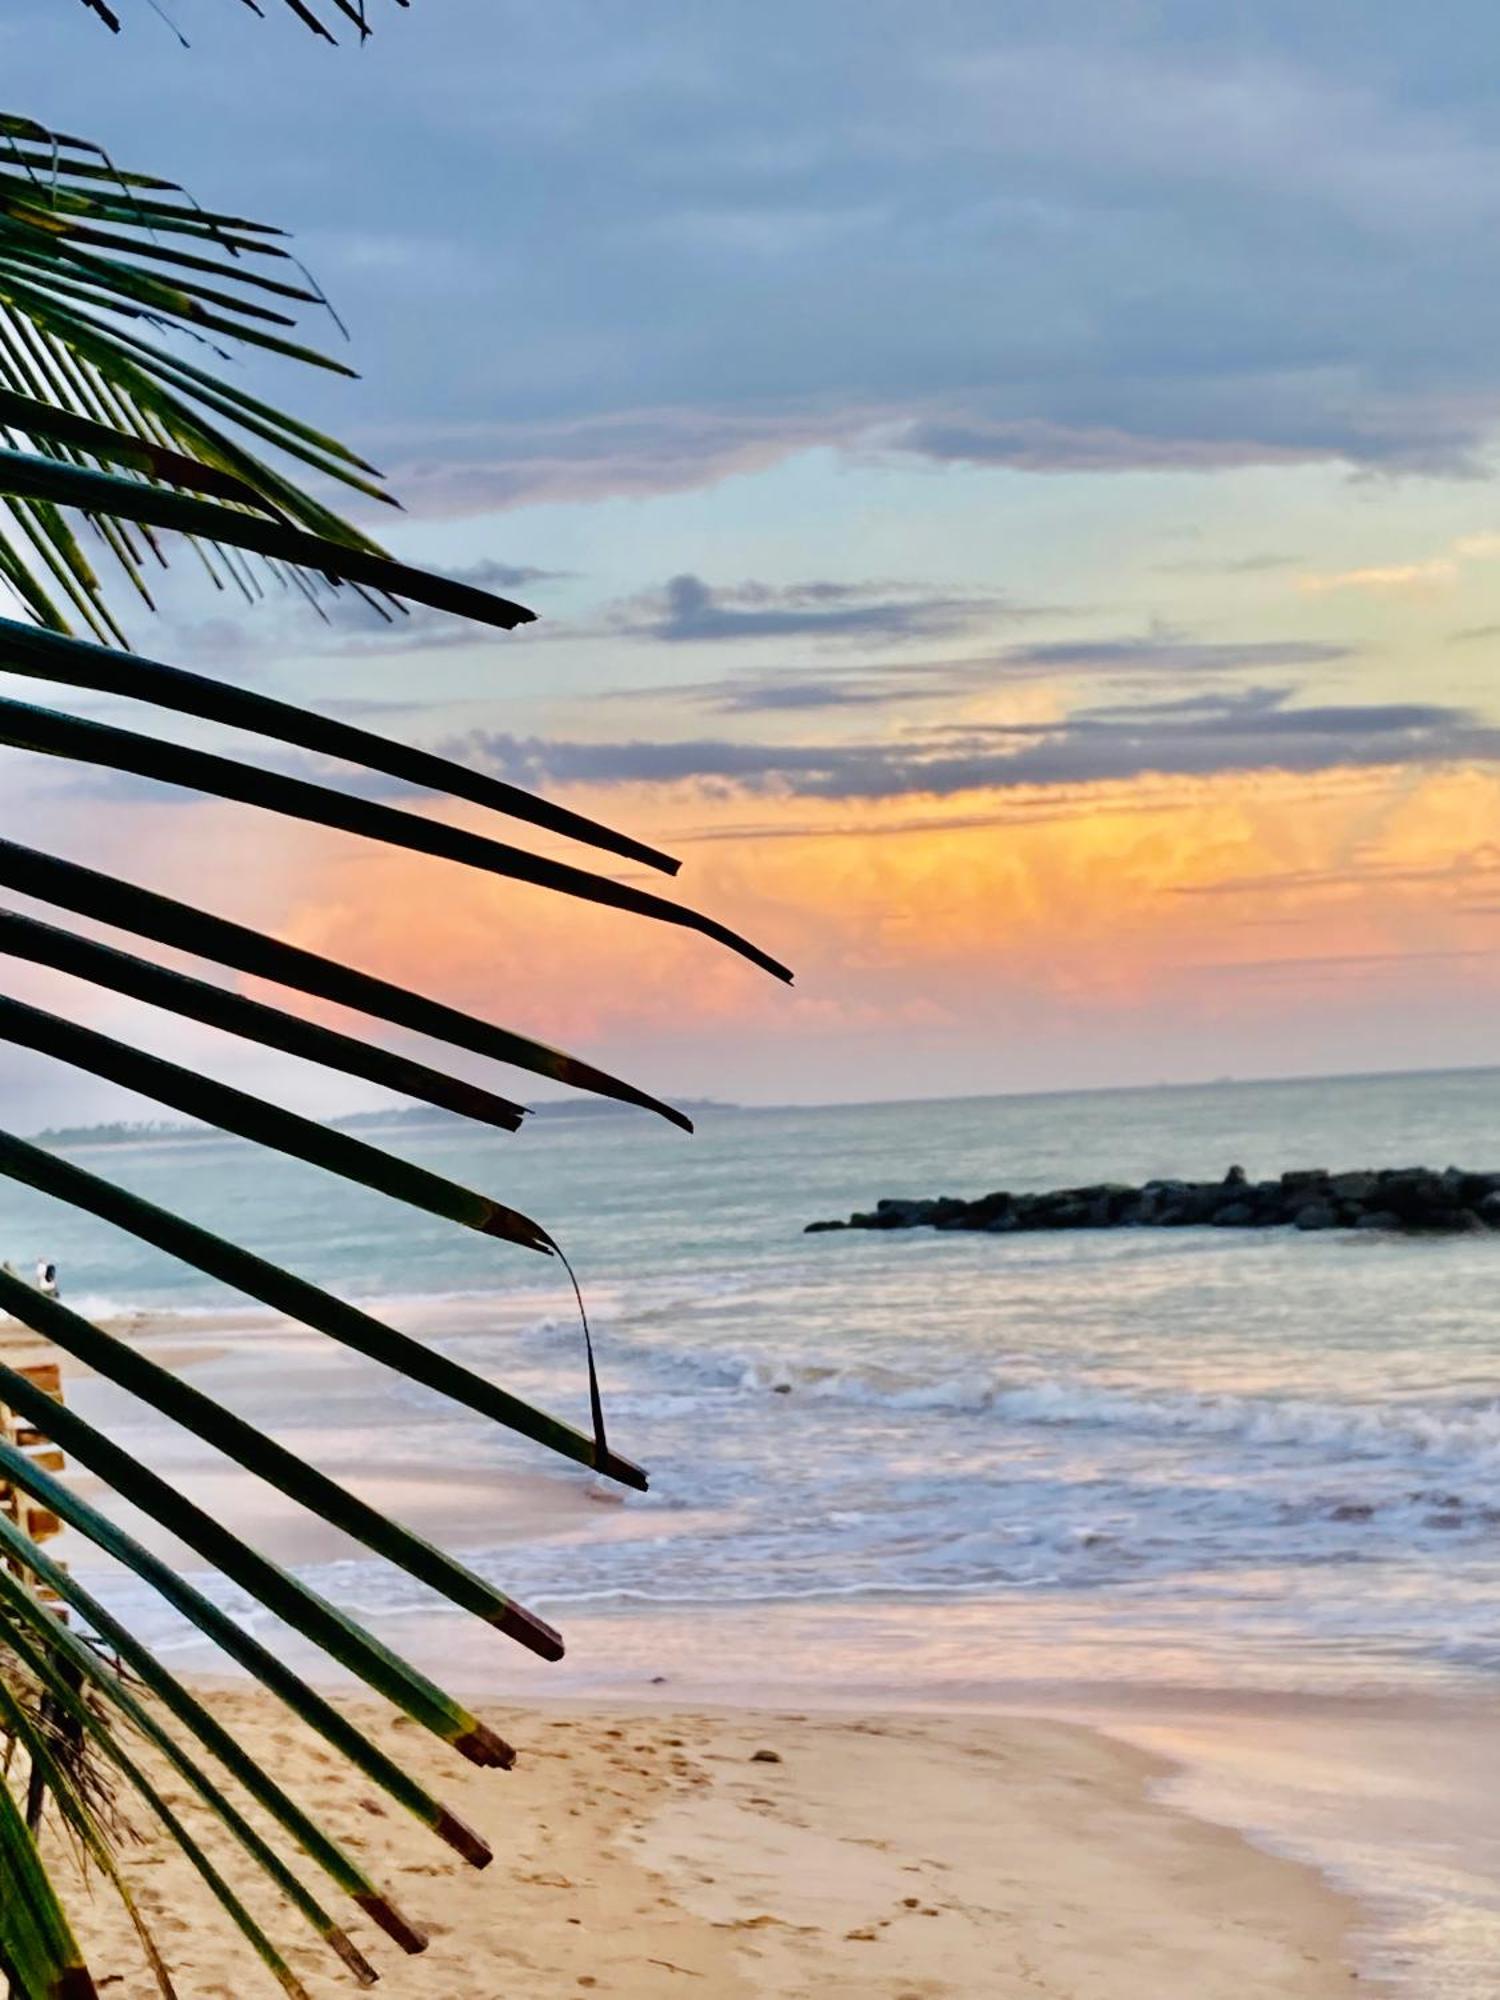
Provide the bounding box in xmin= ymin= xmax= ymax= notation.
xmin=21 ymin=1507 xmax=60 ymax=1544
xmin=0 ymin=1354 xmax=70 ymax=1613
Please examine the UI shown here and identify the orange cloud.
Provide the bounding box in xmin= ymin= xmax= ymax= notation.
xmin=1299 ymin=527 xmax=1500 ymax=595
xmin=1300 ymin=557 xmax=1459 ymax=594
xmin=244 ymin=762 xmax=1500 ymax=1098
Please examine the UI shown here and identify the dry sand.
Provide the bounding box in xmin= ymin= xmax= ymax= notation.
xmin=0 ymin=1309 xmax=227 ymax=1379
xmin=57 ymin=1688 xmax=1372 ymax=1999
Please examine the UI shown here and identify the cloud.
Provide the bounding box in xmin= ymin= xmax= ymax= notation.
xmin=607 ymin=573 xmax=1003 ymax=647
xmin=378 ymin=408 xmax=869 ymax=516
xmin=1301 ymin=558 xmax=1461 ymax=595
xmin=991 ymin=636 xmax=1351 ymax=677
xmin=886 ymin=417 xmax=1328 ymax=476
xmin=1153 ymin=553 xmax=1302 ymax=577
xmin=1172 ymin=844 xmax=1500 ymax=900
xmin=22 ymin=2 xmax=1500 ymax=519
xmin=609 ymin=634 xmax=1353 ymax=716
xmin=450 ymin=686 xmax=1500 ymax=804
xmin=1301 ymin=529 xmax=1500 ymax=596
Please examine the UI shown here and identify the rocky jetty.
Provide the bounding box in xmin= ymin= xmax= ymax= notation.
xmin=805 ymin=1165 xmax=1500 ymax=1238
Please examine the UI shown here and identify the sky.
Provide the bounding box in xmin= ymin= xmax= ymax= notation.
xmin=4 ymin=0 xmax=1500 ymax=1125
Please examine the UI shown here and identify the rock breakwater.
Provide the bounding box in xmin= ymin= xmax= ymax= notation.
xmin=805 ymin=1164 xmax=1500 ymax=1237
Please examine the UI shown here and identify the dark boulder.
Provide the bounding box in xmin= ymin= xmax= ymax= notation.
xmin=1211 ymin=1202 xmax=1255 ymax=1226
xmin=1328 ymin=1170 xmax=1377 ymax=1202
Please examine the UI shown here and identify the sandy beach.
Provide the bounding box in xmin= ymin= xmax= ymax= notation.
xmin=52 ymin=1688 xmax=1369 ymax=1999
xmin=0 ymin=1306 xmax=229 ymax=1382
xmin=0 ymin=1297 xmax=1394 ymax=1996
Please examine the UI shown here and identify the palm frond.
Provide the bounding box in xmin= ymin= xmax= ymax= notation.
xmin=0 ymin=614 xmax=681 ymax=873
xmin=0 ymin=836 xmax=697 ymax=1130
xmin=0 ymin=992 xmax=558 ymax=1250
xmin=0 ymin=1128 xmax=648 ymax=1487
xmin=0 ymin=82 xmax=788 ymax=2000
xmin=77 ymin=0 xmax=409 ymax=43
xmin=2 ymin=1618 xmax=318 ymax=2000
xmin=0 ymin=1750 xmax=93 ymax=2000
xmin=0 ymin=908 xmax=531 ymax=1131
xmin=0 ymin=1573 xmax=390 ymax=1980
xmin=0 ymin=114 xmax=393 ymax=641
xmin=0 ymin=1520 xmax=420 ymax=1961
xmin=0 ymin=695 xmax=790 ymax=977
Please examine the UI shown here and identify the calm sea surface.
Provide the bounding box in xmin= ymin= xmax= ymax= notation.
xmin=8 ymin=1067 xmax=1500 ymax=1994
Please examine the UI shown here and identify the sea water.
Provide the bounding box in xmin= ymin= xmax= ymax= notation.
xmin=8 ymin=1066 xmax=1500 ymax=1992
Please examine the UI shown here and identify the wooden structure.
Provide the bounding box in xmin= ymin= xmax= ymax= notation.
xmin=0 ymin=1360 xmax=67 ymax=1614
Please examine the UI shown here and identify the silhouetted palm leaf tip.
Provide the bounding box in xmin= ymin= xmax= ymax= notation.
xmin=75 ymin=0 xmax=403 ymax=43
xmin=0 ymin=68 xmax=789 ymax=2000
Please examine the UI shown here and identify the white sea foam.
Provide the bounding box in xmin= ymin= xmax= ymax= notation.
xmin=600 ymin=1331 xmax=1500 ymax=1477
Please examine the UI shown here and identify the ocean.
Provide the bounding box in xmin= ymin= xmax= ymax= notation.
xmin=7 ymin=1065 xmax=1500 ymax=1994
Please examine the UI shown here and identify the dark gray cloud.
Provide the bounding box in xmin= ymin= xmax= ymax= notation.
xmin=614 ymin=634 xmax=1353 ymax=715
xmin=16 ymin=2 xmax=1500 ymax=514
xmin=440 ymin=559 xmax=564 ymax=593
xmin=991 ymin=637 xmax=1350 ymax=676
xmin=610 ymin=574 xmax=1003 ymax=647
xmin=450 ymin=686 xmax=1500 ymax=803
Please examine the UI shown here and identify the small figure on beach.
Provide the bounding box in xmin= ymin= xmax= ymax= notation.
xmin=34 ymin=1260 xmax=58 ymax=1300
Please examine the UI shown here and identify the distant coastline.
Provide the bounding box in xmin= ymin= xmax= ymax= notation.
xmin=29 ymin=1098 xmax=742 ymax=1149
xmin=28 ymin=1058 xmax=1500 ymax=1152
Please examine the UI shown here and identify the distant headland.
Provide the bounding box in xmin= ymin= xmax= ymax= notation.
xmin=806 ymin=1165 xmax=1500 ymax=1238
xmin=30 ymin=1099 xmax=740 ymax=1150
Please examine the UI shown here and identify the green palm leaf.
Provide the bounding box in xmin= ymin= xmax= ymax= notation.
xmin=0 ymin=1658 xmax=180 ymax=1999
xmin=0 ymin=908 xmax=531 ymax=1131
xmin=0 ymin=697 xmax=791 ymax=978
xmin=0 ymin=455 xmax=534 ymax=626
xmin=1 ymin=1618 xmax=316 ymax=2000
xmin=0 ymin=43 xmax=789 ymax=2000
xmin=0 ymin=1589 xmax=389 ymax=1983
xmin=0 ymin=1272 xmax=563 ymax=1647
xmin=0 ymin=1126 xmax=649 ymax=1487
xmin=0 ymin=833 xmax=695 ymax=1128
xmin=0 ymin=1761 xmax=95 ymax=2000
xmin=0 ymin=1479 xmax=498 ymax=1869
xmin=0 ymin=1388 xmax=539 ymax=1735
xmin=0 ymin=992 xmax=557 ymax=1251
xmin=0 ymin=1520 xmax=420 ymax=1964
xmin=0 ymin=615 xmax=680 ymax=874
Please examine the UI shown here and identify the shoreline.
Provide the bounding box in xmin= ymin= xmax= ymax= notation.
xmin=127 ymin=1635 xmax=1500 ymax=1998
xmin=25 ymin=1299 xmax=1492 ymax=1994
xmin=58 ymin=1686 xmax=1374 ymax=1999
